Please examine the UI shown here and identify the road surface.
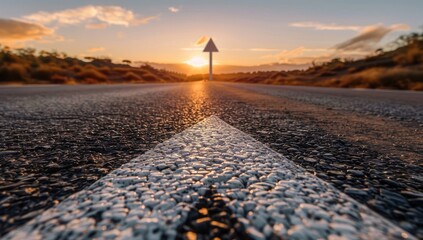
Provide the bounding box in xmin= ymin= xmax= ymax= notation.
xmin=0 ymin=81 xmax=422 ymax=237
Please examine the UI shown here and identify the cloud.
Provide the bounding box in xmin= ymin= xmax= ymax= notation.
xmin=195 ymin=36 xmax=209 ymax=46
xmin=291 ymin=22 xmax=410 ymax=51
xmin=277 ymin=47 xmax=310 ymax=63
xmin=85 ymin=23 xmax=108 ymax=29
xmin=287 ymin=22 xmax=410 ymax=62
xmin=278 ymin=47 xmax=306 ymax=59
xmin=23 ymin=5 xmax=158 ymax=28
xmin=335 ymin=24 xmax=409 ymax=51
xmin=130 ymin=16 xmax=159 ymax=26
xmin=88 ymin=47 xmax=105 ymax=52
xmin=36 ymin=34 xmax=67 ymax=44
xmin=169 ymin=7 xmax=180 ymax=13
xmin=290 ymin=22 xmax=362 ymax=31
xmin=0 ymin=18 xmax=53 ymax=41
xmin=262 ymin=47 xmax=334 ymax=64
xmin=181 ymin=47 xmax=203 ymax=51
xmin=269 ymin=24 xmax=407 ymax=64
xmin=249 ymin=48 xmax=280 ymax=52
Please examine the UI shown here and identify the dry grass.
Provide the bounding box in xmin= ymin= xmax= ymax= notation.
xmin=0 ymin=46 xmax=189 ymax=84
xmin=32 ymin=65 xmax=65 ymax=80
xmin=394 ymin=44 xmax=423 ymax=66
xmin=77 ymin=69 xmax=108 ymax=83
xmin=71 ymin=65 xmax=83 ymax=73
xmin=141 ymin=73 xmax=159 ymax=82
xmin=124 ymin=71 xmax=143 ymax=82
xmin=339 ymin=67 xmax=423 ymax=90
xmin=51 ymin=74 xmax=76 ymax=84
xmin=212 ymin=32 xmax=423 ymax=91
xmin=1 ymin=31 xmax=422 ymax=89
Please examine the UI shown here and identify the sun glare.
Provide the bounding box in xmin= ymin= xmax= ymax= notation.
xmin=184 ymin=56 xmax=208 ymax=67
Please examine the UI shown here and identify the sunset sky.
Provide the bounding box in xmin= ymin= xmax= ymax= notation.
xmin=0 ymin=0 xmax=422 ymax=68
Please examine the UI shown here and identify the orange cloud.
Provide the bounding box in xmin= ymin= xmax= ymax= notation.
xmin=88 ymin=47 xmax=105 ymax=52
xmin=23 ymin=5 xmax=158 ymax=27
xmin=261 ymin=47 xmax=333 ymax=64
xmin=195 ymin=36 xmax=209 ymax=46
xmin=0 ymin=18 xmax=53 ymax=41
xmin=249 ymin=48 xmax=280 ymax=52
xmin=181 ymin=47 xmax=203 ymax=51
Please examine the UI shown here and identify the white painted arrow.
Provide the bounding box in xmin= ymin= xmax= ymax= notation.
xmin=4 ymin=116 xmax=414 ymax=239
xmin=203 ymin=38 xmax=219 ymax=81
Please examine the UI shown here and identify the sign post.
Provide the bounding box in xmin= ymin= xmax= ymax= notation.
xmin=203 ymin=38 xmax=219 ymax=81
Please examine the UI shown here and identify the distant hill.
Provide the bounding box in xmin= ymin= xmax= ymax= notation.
xmin=206 ymin=31 xmax=423 ymax=91
xmin=136 ymin=62 xmax=309 ymax=75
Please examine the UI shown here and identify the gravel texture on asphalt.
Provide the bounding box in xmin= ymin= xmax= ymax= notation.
xmin=228 ymin=83 xmax=423 ymax=126
xmin=4 ymin=117 xmax=413 ymax=240
xmin=1 ymin=82 xmax=422 ymax=238
xmin=0 ymin=83 xmax=213 ymax=236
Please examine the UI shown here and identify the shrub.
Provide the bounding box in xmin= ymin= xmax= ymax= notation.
xmin=71 ymin=65 xmax=82 ymax=73
xmin=340 ymin=67 xmax=423 ymax=90
xmin=30 ymin=62 xmax=40 ymax=69
xmin=32 ymin=65 xmax=66 ymax=80
xmin=347 ymin=67 xmax=359 ymax=73
xmin=410 ymin=82 xmax=423 ymax=90
xmin=394 ymin=44 xmax=423 ymax=65
xmin=98 ymin=66 xmax=112 ymax=75
xmin=113 ymin=67 xmax=131 ymax=74
xmin=317 ymin=71 xmax=337 ymax=77
xmin=50 ymin=74 xmax=75 ymax=84
xmin=77 ymin=69 xmax=108 ymax=83
xmin=141 ymin=73 xmax=158 ymax=82
xmin=83 ymin=64 xmax=97 ymax=70
xmin=0 ymin=63 xmax=28 ymax=82
xmin=124 ymin=71 xmax=142 ymax=81
xmin=0 ymin=53 xmax=19 ymax=63
xmin=81 ymin=78 xmax=99 ymax=84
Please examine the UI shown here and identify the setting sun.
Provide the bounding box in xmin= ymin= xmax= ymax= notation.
xmin=184 ymin=56 xmax=208 ymax=67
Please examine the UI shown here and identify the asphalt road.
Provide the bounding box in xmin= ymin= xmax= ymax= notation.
xmin=1 ymin=82 xmax=422 ymax=237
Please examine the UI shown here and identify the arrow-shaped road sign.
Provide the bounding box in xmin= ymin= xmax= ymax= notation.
xmin=203 ymin=38 xmax=219 ymax=81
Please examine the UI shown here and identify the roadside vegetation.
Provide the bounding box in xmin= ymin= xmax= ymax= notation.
xmin=0 ymin=46 xmax=187 ymax=84
xmin=1 ymin=31 xmax=422 ymax=90
xmin=193 ymin=31 xmax=423 ymax=90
